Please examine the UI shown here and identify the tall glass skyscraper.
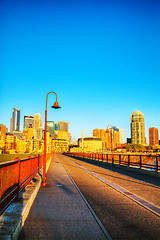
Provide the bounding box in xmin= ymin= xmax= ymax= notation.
xmin=10 ymin=108 xmax=20 ymax=133
xmin=131 ymin=111 xmax=145 ymax=144
xmin=24 ymin=116 xmax=35 ymax=129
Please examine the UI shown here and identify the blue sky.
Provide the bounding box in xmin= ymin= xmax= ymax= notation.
xmin=0 ymin=0 xmax=160 ymax=143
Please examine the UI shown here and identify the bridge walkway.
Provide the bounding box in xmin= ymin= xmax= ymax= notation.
xmin=18 ymin=154 xmax=109 ymax=240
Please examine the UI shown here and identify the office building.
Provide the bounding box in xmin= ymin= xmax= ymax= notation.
xmin=47 ymin=121 xmax=55 ymax=138
xmin=58 ymin=121 xmax=68 ymax=132
xmin=0 ymin=124 xmax=7 ymax=135
xmin=127 ymin=138 xmax=131 ymax=143
xmin=35 ymin=128 xmax=43 ymax=140
xmin=13 ymin=131 xmax=23 ymax=140
xmin=27 ymin=124 xmax=34 ymax=140
xmin=34 ymin=113 xmax=42 ymax=129
xmin=24 ymin=116 xmax=35 ymax=129
xmin=58 ymin=131 xmax=68 ymax=140
xmin=78 ymin=137 xmax=102 ymax=152
xmin=149 ymin=127 xmax=159 ymax=146
xmin=10 ymin=108 xmax=20 ymax=133
xmin=131 ymin=111 xmax=145 ymax=144
xmin=55 ymin=124 xmax=60 ymax=131
xmin=93 ymin=127 xmax=120 ymax=149
xmin=112 ymin=126 xmax=123 ymax=143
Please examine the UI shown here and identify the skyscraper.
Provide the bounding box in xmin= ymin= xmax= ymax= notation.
xmin=34 ymin=113 xmax=43 ymax=140
xmin=10 ymin=108 xmax=20 ymax=133
xmin=93 ymin=128 xmax=120 ymax=149
xmin=131 ymin=111 xmax=145 ymax=144
xmin=58 ymin=121 xmax=68 ymax=132
xmin=47 ymin=121 xmax=55 ymax=138
xmin=112 ymin=126 xmax=123 ymax=143
xmin=149 ymin=127 xmax=159 ymax=146
xmin=24 ymin=116 xmax=35 ymax=129
xmin=34 ymin=113 xmax=42 ymax=129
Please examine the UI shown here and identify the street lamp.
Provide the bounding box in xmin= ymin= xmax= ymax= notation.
xmin=42 ymin=91 xmax=61 ymax=186
xmin=106 ymin=124 xmax=114 ymax=165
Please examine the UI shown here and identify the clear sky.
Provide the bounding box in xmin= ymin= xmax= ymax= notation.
xmin=0 ymin=0 xmax=160 ymax=143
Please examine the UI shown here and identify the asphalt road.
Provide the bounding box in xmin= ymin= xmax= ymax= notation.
xmin=60 ymin=154 xmax=160 ymax=240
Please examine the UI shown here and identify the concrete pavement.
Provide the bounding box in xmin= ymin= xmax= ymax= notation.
xmin=18 ymin=154 xmax=108 ymax=240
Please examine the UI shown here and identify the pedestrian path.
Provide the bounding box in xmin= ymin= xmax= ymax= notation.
xmin=18 ymin=154 xmax=107 ymax=240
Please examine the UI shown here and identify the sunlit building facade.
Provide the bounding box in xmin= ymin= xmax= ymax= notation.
xmin=47 ymin=121 xmax=55 ymax=138
xmin=10 ymin=108 xmax=20 ymax=133
xmin=78 ymin=137 xmax=102 ymax=152
xmin=34 ymin=113 xmax=42 ymax=129
xmin=24 ymin=116 xmax=35 ymax=129
xmin=58 ymin=121 xmax=68 ymax=132
xmin=149 ymin=127 xmax=159 ymax=146
xmin=93 ymin=128 xmax=120 ymax=149
xmin=131 ymin=111 xmax=145 ymax=144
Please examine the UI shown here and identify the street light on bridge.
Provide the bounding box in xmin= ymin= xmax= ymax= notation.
xmin=42 ymin=91 xmax=61 ymax=186
xmin=106 ymin=124 xmax=114 ymax=165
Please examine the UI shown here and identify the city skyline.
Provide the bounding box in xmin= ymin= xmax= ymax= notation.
xmin=1 ymin=107 xmax=160 ymax=145
xmin=1 ymin=0 xmax=160 ymax=142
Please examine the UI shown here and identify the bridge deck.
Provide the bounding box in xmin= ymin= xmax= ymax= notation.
xmin=2 ymin=153 xmax=160 ymax=239
xmin=18 ymin=154 xmax=108 ymax=240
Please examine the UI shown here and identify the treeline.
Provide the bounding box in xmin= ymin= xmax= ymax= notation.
xmin=125 ymin=144 xmax=158 ymax=152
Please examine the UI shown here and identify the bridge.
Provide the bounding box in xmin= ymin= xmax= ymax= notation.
xmin=0 ymin=153 xmax=160 ymax=239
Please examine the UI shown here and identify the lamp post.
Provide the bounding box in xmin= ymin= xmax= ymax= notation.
xmin=106 ymin=124 xmax=114 ymax=165
xmin=42 ymin=91 xmax=61 ymax=186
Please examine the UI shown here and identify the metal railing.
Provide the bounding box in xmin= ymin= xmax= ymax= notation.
xmin=0 ymin=153 xmax=52 ymax=215
xmin=65 ymin=152 xmax=160 ymax=172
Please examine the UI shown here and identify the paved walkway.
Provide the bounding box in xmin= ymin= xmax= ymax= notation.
xmin=18 ymin=154 xmax=107 ymax=240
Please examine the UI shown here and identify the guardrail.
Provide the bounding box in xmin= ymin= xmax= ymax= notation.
xmin=0 ymin=153 xmax=53 ymax=216
xmin=65 ymin=152 xmax=160 ymax=172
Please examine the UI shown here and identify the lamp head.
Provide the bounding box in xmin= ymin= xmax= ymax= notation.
xmin=51 ymin=101 xmax=61 ymax=109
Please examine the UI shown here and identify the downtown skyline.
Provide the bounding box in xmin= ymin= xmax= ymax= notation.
xmin=1 ymin=107 xmax=160 ymax=145
xmin=0 ymin=0 xmax=160 ymax=143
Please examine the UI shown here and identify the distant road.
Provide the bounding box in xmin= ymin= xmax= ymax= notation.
xmin=60 ymin=154 xmax=160 ymax=240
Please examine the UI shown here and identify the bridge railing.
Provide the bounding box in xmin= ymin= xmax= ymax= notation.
xmin=0 ymin=153 xmax=52 ymax=216
xmin=65 ymin=152 xmax=160 ymax=172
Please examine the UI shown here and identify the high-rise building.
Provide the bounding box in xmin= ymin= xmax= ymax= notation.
xmin=58 ymin=121 xmax=68 ymax=132
xmin=58 ymin=131 xmax=68 ymax=140
xmin=55 ymin=124 xmax=60 ymax=131
xmin=27 ymin=124 xmax=34 ymax=140
xmin=93 ymin=128 xmax=120 ymax=149
xmin=131 ymin=111 xmax=145 ymax=144
xmin=10 ymin=108 xmax=20 ymax=133
xmin=149 ymin=127 xmax=159 ymax=146
xmin=112 ymin=126 xmax=123 ymax=143
xmin=34 ymin=113 xmax=42 ymax=140
xmin=34 ymin=113 xmax=42 ymax=129
xmin=24 ymin=116 xmax=35 ymax=129
xmin=47 ymin=121 xmax=55 ymax=138
xmin=0 ymin=124 xmax=7 ymax=135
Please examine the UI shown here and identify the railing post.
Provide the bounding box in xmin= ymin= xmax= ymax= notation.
xmin=112 ymin=153 xmax=114 ymax=165
xmin=155 ymin=155 xmax=159 ymax=172
xmin=102 ymin=154 xmax=103 ymax=161
xmin=128 ymin=155 xmax=130 ymax=167
xmin=107 ymin=154 xmax=108 ymax=162
xmin=119 ymin=154 xmax=121 ymax=165
xmin=38 ymin=154 xmax=40 ymax=172
xmin=14 ymin=157 xmax=20 ymax=200
xmin=139 ymin=155 xmax=142 ymax=169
